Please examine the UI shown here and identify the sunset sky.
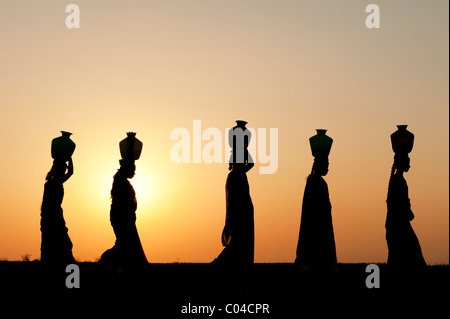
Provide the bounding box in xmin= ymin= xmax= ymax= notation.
xmin=0 ymin=0 xmax=448 ymax=264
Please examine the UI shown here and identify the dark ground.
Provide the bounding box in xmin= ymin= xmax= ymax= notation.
xmin=0 ymin=262 xmax=448 ymax=316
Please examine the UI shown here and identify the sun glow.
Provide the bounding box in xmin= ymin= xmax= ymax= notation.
xmin=129 ymin=166 xmax=156 ymax=209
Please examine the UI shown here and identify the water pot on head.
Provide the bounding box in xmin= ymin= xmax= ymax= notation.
xmin=228 ymin=120 xmax=251 ymax=149
xmin=391 ymin=125 xmax=414 ymax=155
xmin=309 ymin=129 xmax=333 ymax=159
xmin=51 ymin=131 xmax=76 ymax=161
xmin=228 ymin=120 xmax=251 ymax=165
xmin=120 ymin=132 xmax=143 ymax=161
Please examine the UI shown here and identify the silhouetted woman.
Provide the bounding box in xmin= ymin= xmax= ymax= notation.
xmin=100 ymin=159 xmax=148 ymax=271
xmin=40 ymin=159 xmax=76 ymax=265
xmin=295 ymin=158 xmax=338 ymax=271
xmin=386 ymin=154 xmax=426 ymax=270
xmin=213 ymin=121 xmax=255 ymax=265
xmin=213 ymin=163 xmax=255 ymax=265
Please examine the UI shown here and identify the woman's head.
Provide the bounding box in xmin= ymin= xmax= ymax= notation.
xmin=119 ymin=159 xmax=136 ymax=178
xmin=393 ymin=154 xmax=410 ymax=173
xmin=312 ymin=157 xmax=329 ymax=176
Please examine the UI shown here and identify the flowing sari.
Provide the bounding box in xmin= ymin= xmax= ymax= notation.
xmin=213 ymin=169 xmax=254 ymax=264
xmin=40 ymin=178 xmax=75 ymax=265
xmin=386 ymin=174 xmax=426 ymax=269
xmin=295 ymin=174 xmax=337 ymax=271
xmin=100 ymin=171 xmax=148 ymax=269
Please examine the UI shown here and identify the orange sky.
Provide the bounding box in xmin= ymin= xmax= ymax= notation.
xmin=0 ymin=1 xmax=448 ymax=264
